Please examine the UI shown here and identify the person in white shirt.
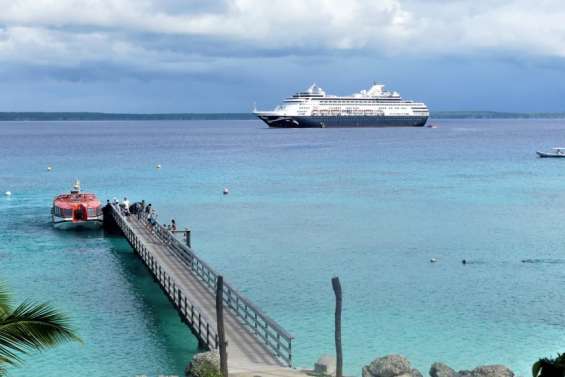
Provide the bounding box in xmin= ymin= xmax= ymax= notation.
xmin=122 ymin=197 xmax=130 ymax=215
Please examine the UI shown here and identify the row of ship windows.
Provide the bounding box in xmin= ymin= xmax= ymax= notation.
xmin=300 ymin=106 xmax=411 ymax=110
xmin=53 ymin=207 xmax=101 ymax=217
xmin=318 ymin=101 xmax=403 ymax=104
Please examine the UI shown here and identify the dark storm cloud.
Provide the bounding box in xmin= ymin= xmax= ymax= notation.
xmin=0 ymin=0 xmax=565 ymax=112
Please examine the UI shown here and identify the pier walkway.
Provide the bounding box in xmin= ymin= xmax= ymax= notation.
xmin=106 ymin=203 xmax=294 ymax=375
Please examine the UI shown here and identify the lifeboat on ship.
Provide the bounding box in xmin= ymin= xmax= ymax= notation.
xmin=51 ymin=180 xmax=103 ymax=230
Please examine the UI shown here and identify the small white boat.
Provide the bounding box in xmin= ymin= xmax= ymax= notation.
xmin=537 ymin=147 xmax=565 ymax=158
xmin=52 ymin=180 xmax=103 ymax=230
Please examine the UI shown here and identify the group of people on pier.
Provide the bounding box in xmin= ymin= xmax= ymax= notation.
xmin=111 ymin=198 xmax=179 ymax=246
xmin=120 ymin=199 xmax=177 ymax=232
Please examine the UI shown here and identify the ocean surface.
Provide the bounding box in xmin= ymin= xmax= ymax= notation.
xmin=2 ymin=119 xmax=565 ymax=377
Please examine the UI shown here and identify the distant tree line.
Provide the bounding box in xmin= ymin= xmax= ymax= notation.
xmin=431 ymin=111 xmax=565 ymax=119
xmin=0 ymin=112 xmax=256 ymax=121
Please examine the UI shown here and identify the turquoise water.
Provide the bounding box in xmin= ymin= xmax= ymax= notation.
xmin=2 ymin=119 xmax=565 ymax=376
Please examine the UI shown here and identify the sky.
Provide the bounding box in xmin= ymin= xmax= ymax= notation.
xmin=1 ymin=0 xmax=565 ymax=112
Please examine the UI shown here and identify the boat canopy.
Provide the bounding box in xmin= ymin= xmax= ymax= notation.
xmin=53 ymin=193 xmax=101 ymax=209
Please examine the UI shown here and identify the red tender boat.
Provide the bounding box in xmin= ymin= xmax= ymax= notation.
xmin=51 ymin=180 xmax=103 ymax=229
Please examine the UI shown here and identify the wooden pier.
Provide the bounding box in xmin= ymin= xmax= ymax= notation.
xmin=105 ymin=203 xmax=295 ymax=375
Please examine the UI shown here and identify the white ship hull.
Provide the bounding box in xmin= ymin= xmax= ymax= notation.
xmin=52 ymin=215 xmax=103 ymax=230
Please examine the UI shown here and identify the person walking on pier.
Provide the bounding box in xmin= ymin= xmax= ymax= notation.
xmin=121 ymin=197 xmax=130 ymax=217
xmin=149 ymin=209 xmax=158 ymax=234
xmin=138 ymin=200 xmax=145 ymax=220
xmin=171 ymin=219 xmax=177 ymax=232
xmin=144 ymin=204 xmax=152 ymax=226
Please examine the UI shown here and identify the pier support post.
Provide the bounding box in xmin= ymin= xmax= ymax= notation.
xmin=185 ymin=227 xmax=191 ymax=248
xmin=216 ymin=275 xmax=228 ymax=377
xmin=332 ymin=276 xmax=343 ymax=377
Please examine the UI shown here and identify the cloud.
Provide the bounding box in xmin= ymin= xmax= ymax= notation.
xmin=0 ymin=1 xmax=410 ymax=46
xmin=1 ymin=0 xmax=565 ymax=80
xmin=407 ymin=1 xmax=565 ymax=57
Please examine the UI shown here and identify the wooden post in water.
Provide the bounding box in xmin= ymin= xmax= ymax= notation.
xmin=216 ymin=275 xmax=228 ymax=377
xmin=332 ymin=276 xmax=343 ymax=377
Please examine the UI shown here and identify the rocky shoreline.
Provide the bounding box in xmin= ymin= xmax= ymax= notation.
xmin=185 ymin=352 xmax=515 ymax=377
xmin=362 ymin=355 xmax=514 ymax=377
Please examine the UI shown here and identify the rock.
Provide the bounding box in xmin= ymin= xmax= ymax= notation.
xmin=430 ymin=362 xmax=458 ymax=377
xmin=410 ymin=368 xmax=424 ymax=377
xmin=457 ymin=371 xmax=473 ymax=377
xmin=314 ymin=355 xmax=336 ymax=376
xmin=185 ymin=351 xmax=221 ymax=377
xmin=362 ymin=355 xmax=418 ymax=377
xmin=469 ymin=365 xmax=514 ymax=377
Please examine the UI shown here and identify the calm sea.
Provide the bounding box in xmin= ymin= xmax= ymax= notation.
xmin=2 ymin=119 xmax=565 ymax=377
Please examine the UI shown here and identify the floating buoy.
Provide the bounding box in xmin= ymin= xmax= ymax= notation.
xmin=4 ymin=191 xmax=11 ymax=196
xmin=47 ymin=166 xmax=52 ymax=171
xmin=430 ymin=258 xmax=438 ymax=263
xmin=223 ymin=187 xmax=229 ymax=195
xmin=156 ymin=164 xmax=161 ymax=169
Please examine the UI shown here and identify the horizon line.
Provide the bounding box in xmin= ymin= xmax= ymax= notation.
xmin=1 ymin=111 xmax=565 ymax=121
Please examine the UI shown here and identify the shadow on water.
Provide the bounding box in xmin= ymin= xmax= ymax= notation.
xmin=459 ymin=259 xmax=565 ymax=265
xmin=460 ymin=259 xmax=488 ymax=265
xmin=103 ymin=232 xmax=201 ymax=374
xmin=521 ymin=258 xmax=565 ymax=264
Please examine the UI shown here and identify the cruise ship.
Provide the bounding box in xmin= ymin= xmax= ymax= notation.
xmin=254 ymin=83 xmax=429 ymax=128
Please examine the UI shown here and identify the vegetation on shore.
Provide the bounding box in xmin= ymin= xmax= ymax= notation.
xmin=0 ymin=112 xmax=254 ymax=121
xmin=0 ymin=282 xmax=81 ymax=376
xmin=431 ymin=111 xmax=565 ymax=119
xmin=532 ymin=353 xmax=565 ymax=377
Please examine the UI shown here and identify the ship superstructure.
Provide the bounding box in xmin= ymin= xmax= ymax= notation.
xmin=254 ymin=83 xmax=429 ymax=128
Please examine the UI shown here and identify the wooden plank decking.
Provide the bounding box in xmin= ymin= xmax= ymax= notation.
xmin=106 ymin=204 xmax=294 ymax=375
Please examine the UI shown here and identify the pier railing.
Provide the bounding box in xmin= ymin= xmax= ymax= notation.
xmin=110 ymin=205 xmax=219 ymax=349
xmin=110 ymin=204 xmax=293 ymax=366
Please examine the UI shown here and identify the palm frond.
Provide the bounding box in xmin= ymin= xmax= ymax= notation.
xmin=532 ymin=356 xmax=565 ymax=377
xmin=0 ymin=283 xmax=12 ymax=318
xmin=0 ymin=300 xmax=81 ymax=366
xmin=0 ymin=335 xmax=26 ymax=366
xmin=555 ymin=353 xmax=565 ymax=368
xmin=532 ymin=359 xmax=543 ymax=377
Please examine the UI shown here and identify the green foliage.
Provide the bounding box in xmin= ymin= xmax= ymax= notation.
xmin=0 ymin=285 xmax=11 ymax=318
xmin=0 ymin=282 xmax=81 ymax=376
xmin=532 ymin=353 xmax=565 ymax=377
xmin=190 ymin=358 xmax=222 ymax=377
